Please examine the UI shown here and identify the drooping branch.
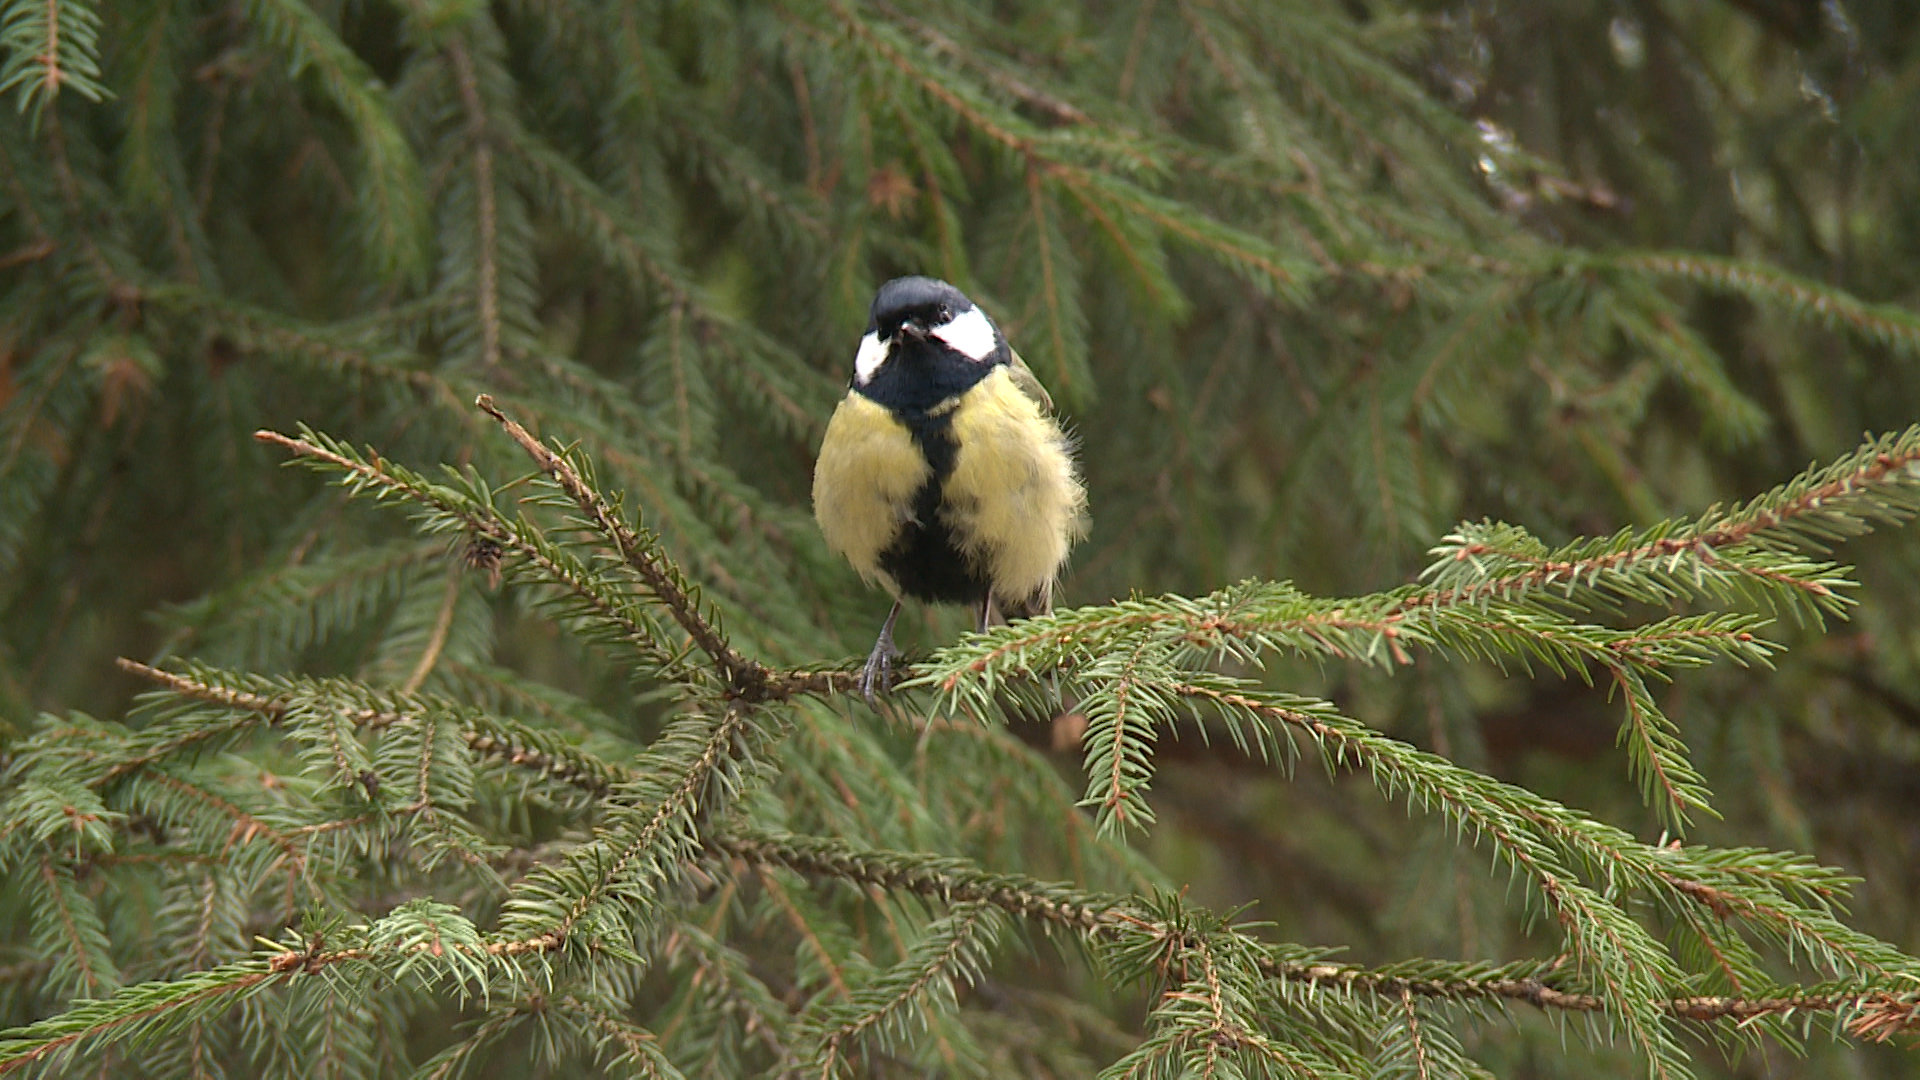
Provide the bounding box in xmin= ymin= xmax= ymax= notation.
xmin=1619 ymin=252 xmax=1920 ymax=358
xmin=717 ymin=830 xmax=1920 ymax=1036
xmin=1164 ymin=680 xmax=1906 ymax=982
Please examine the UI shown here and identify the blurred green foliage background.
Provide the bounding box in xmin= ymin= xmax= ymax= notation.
xmin=4 ymin=0 xmax=1920 ymax=1075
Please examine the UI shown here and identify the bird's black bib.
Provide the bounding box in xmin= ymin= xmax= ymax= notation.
xmin=855 ymin=341 xmax=1002 ymax=605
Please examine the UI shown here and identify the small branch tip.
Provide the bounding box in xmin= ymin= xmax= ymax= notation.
xmin=254 ymin=430 xmax=305 ymax=454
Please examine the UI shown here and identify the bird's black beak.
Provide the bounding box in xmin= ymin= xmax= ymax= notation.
xmin=899 ymin=319 xmax=929 ymax=342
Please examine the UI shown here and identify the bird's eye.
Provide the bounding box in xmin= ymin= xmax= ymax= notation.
xmin=937 ymin=306 xmax=951 ymax=322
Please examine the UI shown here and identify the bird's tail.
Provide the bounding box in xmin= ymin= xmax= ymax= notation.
xmin=984 ymin=579 xmax=1053 ymax=629
xmin=985 ymin=581 xmax=1075 ymax=720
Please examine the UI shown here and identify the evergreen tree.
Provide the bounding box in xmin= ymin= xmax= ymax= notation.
xmin=3 ymin=0 xmax=1920 ymax=1076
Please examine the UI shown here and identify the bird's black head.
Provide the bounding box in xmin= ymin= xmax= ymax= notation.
xmin=852 ymin=277 xmax=1005 ymax=402
xmin=856 ymin=274 xmax=1006 ymax=388
xmin=869 ymin=276 xmax=973 ymax=343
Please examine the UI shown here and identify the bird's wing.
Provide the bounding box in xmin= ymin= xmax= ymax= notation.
xmin=1004 ymin=347 xmax=1055 ymax=413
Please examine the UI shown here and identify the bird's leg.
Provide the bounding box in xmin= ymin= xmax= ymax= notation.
xmin=977 ymin=594 xmax=993 ymax=635
xmin=860 ymin=599 xmax=904 ymax=703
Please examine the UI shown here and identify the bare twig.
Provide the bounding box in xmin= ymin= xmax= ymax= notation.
xmin=0 ymin=238 xmax=55 ymax=270
xmin=400 ymin=564 xmax=464 ymax=695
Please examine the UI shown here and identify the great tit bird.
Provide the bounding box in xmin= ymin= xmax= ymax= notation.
xmin=813 ymin=276 xmax=1088 ymax=699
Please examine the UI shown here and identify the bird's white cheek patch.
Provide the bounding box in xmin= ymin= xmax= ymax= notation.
xmin=932 ymin=306 xmax=998 ymax=362
xmin=853 ymin=332 xmax=888 ymax=384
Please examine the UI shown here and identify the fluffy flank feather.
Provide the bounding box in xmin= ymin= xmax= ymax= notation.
xmin=812 ymin=394 xmax=927 ymax=596
xmin=944 ymin=367 xmax=1088 ymax=610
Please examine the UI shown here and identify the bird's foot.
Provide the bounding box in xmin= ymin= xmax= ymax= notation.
xmin=859 ymin=629 xmax=902 ymax=704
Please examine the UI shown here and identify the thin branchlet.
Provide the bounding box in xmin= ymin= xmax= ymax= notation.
xmin=445 ymin=42 xmax=501 ymax=374
xmin=476 ymin=395 xmax=769 ymax=695
xmin=116 ymin=659 xmax=624 ymax=797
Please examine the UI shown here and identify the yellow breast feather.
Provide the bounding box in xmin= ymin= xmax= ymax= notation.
xmin=812 ymin=392 xmax=929 ymax=594
xmin=943 ymin=367 xmax=1088 ymax=607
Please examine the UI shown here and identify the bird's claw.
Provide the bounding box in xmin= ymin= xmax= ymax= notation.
xmin=859 ymin=633 xmax=902 ymax=704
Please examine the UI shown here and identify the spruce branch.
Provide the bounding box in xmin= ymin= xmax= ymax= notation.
xmin=140 ymin=285 xmax=472 ymax=418
xmin=253 ymin=425 xmax=693 ymax=680
xmin=802 ymin=0 xmax=1311 ymax=297
xmin=0 ymin=959 xmax=280 ymax=1076
xmin=889 ymin=10 xmax=1091 ymax=126
xmin=1175 ymin=684 xmax=1689 ymax=1074
xmin=901 ymin=629 xmax=1914 ymax=1070
xmin=38 ymin=107 xmax=124 ymax=284
xmin=799 ymin=903 xmax=1001 ymax=1078
xmin=0 ymin=0 xmax=108 ymax=120
xmin=912 ymin=584 xmax=1777 ymax=705
xmin=1379 ymin=987 xmax=1445 ymax=1080
xmin=0 ymin=921 xmax=567 ymax=1073
xmin=1605 ymin=293 xmax=1771 ymax=444
xmin=656 ymin=917 xmax=790 ymax=1054
xmin=1076 ymin=638 xmax=1176 ymax=835
xmin=908 ymin=428 xmax=1920 ymax=709
xmin=410 ymin=1005 xmax=528 ymax=1080
xmin=502 ymin=134 xmax=832 ymax=442
xmin=1162 ymin=680 xmax=1905 ymax=974
xmin=1414 ymin=424 xmax=1920 ymax=618
xmin=552 ymin=993 xmax=685 ymax=1079
xmin=240 ymin=0 xmax=426 ymax=282
xmin=718 ymin=830 xmax=1920 ymax=1036
xmin=130 ymin=769 xmax=304 ymax=870
xmin=497 ymin=698 xmax=779 ymax=947
xmin=32 ymin=855 xmax=119 ymax=1001
xmin=754 ymin=863 xmax=853 ymax=999
xmin=93 ymin=672 xmax=274 ymax=784
xmin=254 ymin=412 xmax=848 ymax=710
xmin=652 ymin=101 xmax=828 ymax=243
xmin=1620 ymin=252 xmax=1920 ymax=358
xmin=1606 ymin=661 xmax=1714 ymax=829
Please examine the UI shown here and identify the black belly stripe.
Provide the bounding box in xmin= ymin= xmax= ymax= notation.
xmin=876 ymin=405 xmax=992 ymax=605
